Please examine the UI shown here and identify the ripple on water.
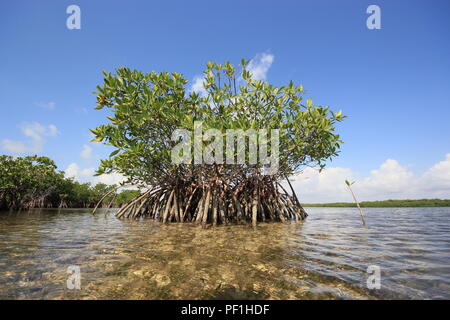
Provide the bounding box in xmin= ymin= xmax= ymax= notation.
xmin=0 ymin=207 xmax=449 ymax=299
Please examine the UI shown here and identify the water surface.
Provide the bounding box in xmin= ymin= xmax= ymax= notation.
xmin=0 ymin=207 xmax=449 ymax=299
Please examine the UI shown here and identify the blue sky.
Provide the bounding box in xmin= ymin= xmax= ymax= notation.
xmin=1 ymin=0 xmax=449 ymax=201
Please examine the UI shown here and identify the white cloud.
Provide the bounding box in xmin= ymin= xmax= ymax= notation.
xmin=190 ymin=75 xmax=208 ymax=96
xmin=247 ymin=52 xmax=274 ymax=81
xmin=290 ymin=154 xmax=450 ymax=203
xmin=1 ymin=122 xmax=59 ymax=154
xmin=1 ymin=140 xmax=29 ymax=154
xmin=93 ymin=172 xmax=126 ymax=186
xmin=35 ymin=101 xmax=56 ymax=110
xmin=20 ymin=122 xmax=58 ymax=140
xmin=80 ymin=167 xmax=96 ymax=177
xmin=64 ymin=162 xmax=125 ymax=186
xmin=65 ymin=163 xmax=96 ymax=181
xmin=65 ymin=163 xmax=80 ymax=179
xmin=80 ymin=144 xmax=93 ymax=160
xmin=420 ymin=154 xmax=450 ymax=195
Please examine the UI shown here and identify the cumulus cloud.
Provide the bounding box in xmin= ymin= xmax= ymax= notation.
xmin=64 ymin=163 xmax=80 ymax=179
xmin=290 ymin=154 xmax=450 ymax=203
xmin=93 ymin=172 xmax=126 ymax=186
xmin=420 ymin=154 xmax=450 ymax=196
xmin=1 ymin=122 xmax=59 ymax=154
xmin=64 ymin=162 xmax=125 ymax=186
xmin=247 ymin=52 xmax=274 ymax=81
xmin=80 ymin=144 xmax=93 ymax=160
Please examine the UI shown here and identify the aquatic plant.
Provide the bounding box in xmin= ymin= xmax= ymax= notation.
xmin=91 ymin=59 xmax=344 ymax=225
xmin=345 ymin=180 xmax=366 ymax=226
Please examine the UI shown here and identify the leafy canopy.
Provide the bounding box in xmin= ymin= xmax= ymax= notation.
xmin=91 ymin=59 xmax=344 ymax=186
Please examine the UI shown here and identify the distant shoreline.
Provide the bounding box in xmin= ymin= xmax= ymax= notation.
xmin=303 ymin=199 xmax=450 ymax=207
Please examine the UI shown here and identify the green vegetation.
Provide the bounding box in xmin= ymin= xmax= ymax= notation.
xmin=90 ymin=59 xmax=344 ymax=224
xmin=345 ymin=180 xmax=366 ymax=226
xmin=0 ymin=155 xmax=139 ymax=210
xmin=303 ymin=199 xmax=450 ymax=207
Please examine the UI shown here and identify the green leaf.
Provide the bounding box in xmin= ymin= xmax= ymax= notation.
xmin=91 ymin=136 xmax=103 ymax=143
xmin=109 ymin=150 xmax=120 ymax=157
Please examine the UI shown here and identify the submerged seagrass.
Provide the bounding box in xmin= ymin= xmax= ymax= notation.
xmin=90 ymin=59 xmax=344 ymax=225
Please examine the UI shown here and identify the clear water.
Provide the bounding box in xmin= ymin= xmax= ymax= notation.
xmin=0 ymin=207 xmax=449 ymax=299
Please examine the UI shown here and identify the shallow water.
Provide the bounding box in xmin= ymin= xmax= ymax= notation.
xmin=0 ymin=207 xmax=449 ymax=299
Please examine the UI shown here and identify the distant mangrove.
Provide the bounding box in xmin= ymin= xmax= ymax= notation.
xmin=303 ymin=199 xmax=450 ymax=207
xmin=0 ymin=155 xmax=139 ymax=210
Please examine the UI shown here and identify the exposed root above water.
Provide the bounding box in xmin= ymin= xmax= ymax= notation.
xmin=116 ymin=176 xmax=307 ymax=226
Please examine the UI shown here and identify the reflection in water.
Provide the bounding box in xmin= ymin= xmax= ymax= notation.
xmin=0 ymin=207 xmax=449 ymax=299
